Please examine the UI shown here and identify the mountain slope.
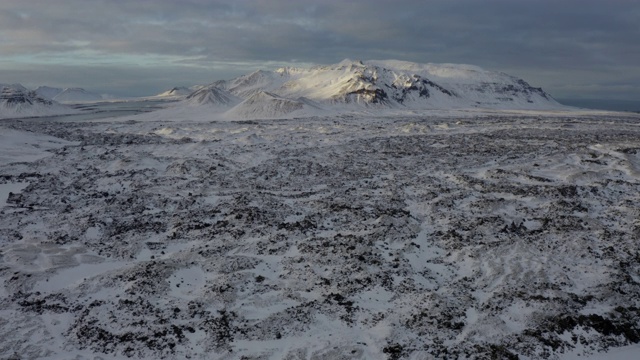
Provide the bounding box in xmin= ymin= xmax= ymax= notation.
xmin=185 ymin=86 xmax=240 ymax=107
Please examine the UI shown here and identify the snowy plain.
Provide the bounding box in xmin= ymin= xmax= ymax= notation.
xmin=0 ymin=101 xmax=639 ymax=359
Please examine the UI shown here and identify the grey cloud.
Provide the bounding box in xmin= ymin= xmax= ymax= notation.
xmin=0 ymin=64 xmax=241 ymax=97
xmin=0 ymin=0 xmax=638 ymax=100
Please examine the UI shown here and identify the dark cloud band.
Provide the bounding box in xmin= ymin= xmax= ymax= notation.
xmin=0 ymin=0 xmax=637 ymax=100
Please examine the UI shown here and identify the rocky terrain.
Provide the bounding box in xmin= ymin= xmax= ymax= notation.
xmin=0 ymin=110 xmax=640 ymax=359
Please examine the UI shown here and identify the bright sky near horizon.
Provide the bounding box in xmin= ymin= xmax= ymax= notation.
xmin=0 ymin=0 xmax=638 ymax=102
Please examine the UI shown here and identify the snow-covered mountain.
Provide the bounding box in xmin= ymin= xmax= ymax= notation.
xmin=157 ymin=59 xmax=565 ymax=120
xmin=34 ymin=86 xmax=64 ymax=100
xmin=50 ymin=88 xmax=103 ymax=103
xmin=230 ymin=59 xmax=561 ymax=109
xmin=0 ymin=84 xmax=76 ymax=119
xmin=34 ymin=86 xmax=104 ymax=103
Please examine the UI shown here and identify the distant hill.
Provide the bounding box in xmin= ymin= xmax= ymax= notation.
xmin=34 ymin=86 xmax=103 ymax=103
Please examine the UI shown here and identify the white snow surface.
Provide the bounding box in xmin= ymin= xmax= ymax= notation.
xmin=0 ymin=103 xmax=639 ymax=359
xmin=0 ymin=182 xmax=28 ymax=208
xmin=0 ymin=127 xmax=77 ymax=165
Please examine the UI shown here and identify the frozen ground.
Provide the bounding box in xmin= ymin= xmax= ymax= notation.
xmin=0 ymin=108 xmax=640 ymax=359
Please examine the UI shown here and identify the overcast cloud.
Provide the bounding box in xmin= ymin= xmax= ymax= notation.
xmin=0 ymin=0 xmax=638 ymax=100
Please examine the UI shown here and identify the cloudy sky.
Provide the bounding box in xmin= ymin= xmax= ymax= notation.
xmin=1 ymin=0 xmax=638 ymax=102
